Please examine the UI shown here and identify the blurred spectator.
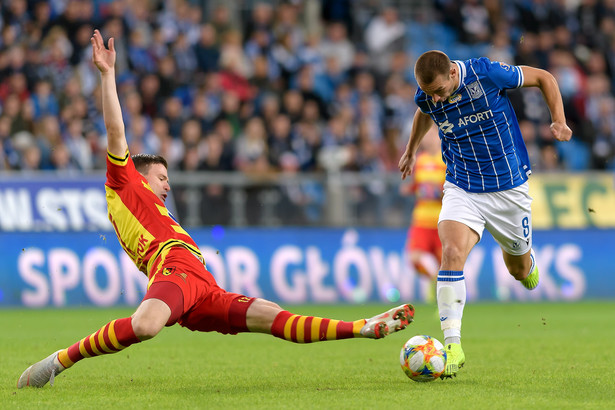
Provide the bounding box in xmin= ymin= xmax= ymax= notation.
xmin=0 ymin=72 xmax=29 ymax=103
xmin=267 ymin=113 xmax=294 ymax=169
xmin=199 ymin=132 xmax=232 ymax=225
xmin=271 ymin=30 xmax=302 ymax=86
xmin=138 ymin=73 xmax=163 ymax=118
xmin=364 ymin=6 xmax=406 ymax=75
xmin=209 ymin=4 xmax=238 ymax=42
xmin=319 ymin=22 xmax=355 ymax=73
xmin=30 ymin=79 xmax=59 ymax=120
xmin=127 ymin=28 xmax=157 ymax=75
xmin=194 ymin=23 xmax=221 ymax=73
xmin=273 ymin=2 xmax=304 ymax=50
xmin=162 ymin=96 xmax=185 ymax=139
xmin=49 ymin=142 xmax=78 ymax=172
xmin=298 ymin=33 xmax=326 ymax=74
xmin=153 ymin=117 xmax=183 ymax=169
xmin=63 ymin=117 xmax=93 ymax=170
xmin=293 ymin=115 xmax=322 ymax=171
xmin=457 ymin=0 xmax=492 ymax=44
xmin=487 ymin=27 xmax=514 ymax=64
xmin=294 ymin=65 xmax=328 ymax=119
xmin=321 ymin=0 xmax=352 ymax=36
xmin=20 ymin=142 xmax=42 ymax=171
xmin=219 ymin=31 xmax=253 ymax=101
xmin=235 ymin=116 xmax=269 ymax=173
xmin=0 ymin=115 xmax=20 ymax=169
xmin=171 ymin=32 xmax=198 ymax=84
xmin=281 ymin=89 xmax=304 ymax=122
xmin=276 ymin=151 xmax=318 ymax=225
xmin=244 ymin=2 xmax=275 ymax=43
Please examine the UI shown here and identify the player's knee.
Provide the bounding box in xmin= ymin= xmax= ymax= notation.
xmin=246 ymin=298 xmax=283 ymax=333
xmin=440 ymin=244 xmax=466 ymax=268
xmin=131 ymin=317 xmax=164 ymax=340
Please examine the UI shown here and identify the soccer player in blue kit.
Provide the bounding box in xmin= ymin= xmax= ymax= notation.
xmin=398 ymin=50 xmax=572 ymax=378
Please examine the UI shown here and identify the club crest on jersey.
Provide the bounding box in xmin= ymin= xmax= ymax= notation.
xmin=163 ymin=266 xmax=176 ymax=275
xmin=467 ymin=81 xmax=483 ymax=100
xmin=448 ymin=94 xmax=462 ymax=103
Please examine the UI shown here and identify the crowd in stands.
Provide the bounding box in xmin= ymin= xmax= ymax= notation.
xmin=1 ymin=0 xmax=615 ymax=180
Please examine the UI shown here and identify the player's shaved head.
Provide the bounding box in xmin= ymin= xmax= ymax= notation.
xmin=132 ymin=153 xmax=168 ymax=174
xmin=414 ymin=50 xmax=451 ymax=85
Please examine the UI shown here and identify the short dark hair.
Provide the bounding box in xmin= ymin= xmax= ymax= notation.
xmin=132 ymin=154 xmax=168 ymax=174
xmin=414 ymin=50 xmax=451 ymax=85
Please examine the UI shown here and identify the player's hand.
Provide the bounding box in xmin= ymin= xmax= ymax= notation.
xmin=398 ymin=150 xmax=417 ymax=180
xmin=550 ymin=121 xmax=572 ymax=141
xmin=91 ymin=29 xmax=116 ymax=73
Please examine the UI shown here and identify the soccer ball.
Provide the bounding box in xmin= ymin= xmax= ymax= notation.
xmin=400 ymin=335 xmax=447 ymax=382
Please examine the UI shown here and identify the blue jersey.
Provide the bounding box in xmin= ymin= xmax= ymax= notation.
xmin=415 ymin=57 xmax=530 ymax=193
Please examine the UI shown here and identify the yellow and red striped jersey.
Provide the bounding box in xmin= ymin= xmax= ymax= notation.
xmin=105 ymin=150 xmax=203 ymax=277
xmin=410 ymin=152 xmax=447 ymax=228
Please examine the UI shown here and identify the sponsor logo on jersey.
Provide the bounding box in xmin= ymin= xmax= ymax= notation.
xmin=439 ymin=120 xmax=454 ymax=134
xmin=448 ymin=94 xmax=462 ymax=103
xmin=440 ymin=316 xmax=448 ymax=322
xmin=437 ymin=109 xmax=495 ymax=134
xmin=468 ymin=81 xmax=483 ymax=100
xmin=457 ymin=109 xmax=494 ymax=127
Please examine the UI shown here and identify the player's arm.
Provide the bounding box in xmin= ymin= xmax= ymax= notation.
xmin=520 ymin=66 xmax=572 ymax=142
xmin=91 ymin=29 xmax=128 ymax=158
xmin=399 ymin=109 xmax=433 ymax=180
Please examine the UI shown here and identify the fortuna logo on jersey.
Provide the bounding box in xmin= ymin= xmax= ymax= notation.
xmin=439 ymin=120 xmax=454 ymax=134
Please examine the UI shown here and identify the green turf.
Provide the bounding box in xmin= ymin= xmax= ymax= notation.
xmin=2 ymin=302 xmax=614 ymax=409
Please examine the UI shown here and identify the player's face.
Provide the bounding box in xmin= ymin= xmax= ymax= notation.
xmin=144 ymin=163 xmax=170 ymax=203
xmin=418 ymin=66 xmax=458 ymax=103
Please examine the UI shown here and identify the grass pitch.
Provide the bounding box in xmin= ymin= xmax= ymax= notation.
xmin=2 ymin=301 xmax=614 ymax=409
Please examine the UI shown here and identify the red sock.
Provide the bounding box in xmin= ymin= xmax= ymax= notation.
xmin=57 ymin=317 xmax=141 ymax=369
xmin=271 ymin=311 xmax=366 ymax=343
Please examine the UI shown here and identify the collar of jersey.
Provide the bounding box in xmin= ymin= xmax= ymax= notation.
xmin=453 ymin=60 xmax=467 ymax=92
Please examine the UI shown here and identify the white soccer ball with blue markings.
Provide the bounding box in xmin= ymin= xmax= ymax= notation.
xmin=400 ymin=335 xmax=447 ymax=382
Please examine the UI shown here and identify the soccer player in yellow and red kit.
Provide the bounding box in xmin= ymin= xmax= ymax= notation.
xmin=401 ymin=126 xmax=446 ymax=303
xmin=402 ymin=125 xmax=446 ymax=301
xmin=17 ymin=30 xmax=414 ymax=388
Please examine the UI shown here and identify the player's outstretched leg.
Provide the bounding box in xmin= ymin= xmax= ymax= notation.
xmin=441 ymin=342 xmax=466 ymax=379
xmin=269 ymin=304 xmax=414 ymax=343
xmin=360 ymin=304 xmax=415 ymax=339
xmin=17 ymin=317 xmax=141 ymax=388
xmin=17 ymin=350 xmax=65 ymax=388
